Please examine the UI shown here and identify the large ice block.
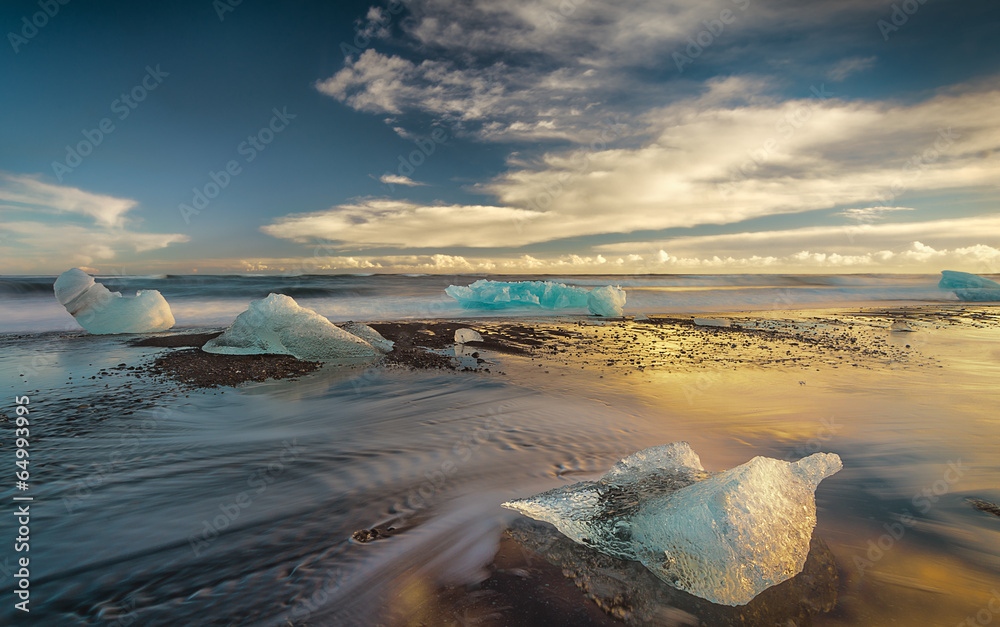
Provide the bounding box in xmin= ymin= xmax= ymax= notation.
xmin=502 ymin=443 xmax=842 ymax=606
xmin=445 ymin=279 xmax=625 ymax=317
xmin=939 ymin=270 xmax=1000 ymax=301
xmin=203 ymin=293 xmax=383 ymax=361
xmin=53 ymin=268 xmax=174 ymax=335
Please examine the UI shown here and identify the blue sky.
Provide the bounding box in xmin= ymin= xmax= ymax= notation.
xmin=1 ymin=0 xmax=999 ymax=275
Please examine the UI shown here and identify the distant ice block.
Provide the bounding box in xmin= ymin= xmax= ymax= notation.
xmin=53 ymin=268 xmax=174 ymax=335
xmin=455 ymin=328 xmax=484 ymax=344
xmin=339 ymin=321 xmax=394 ymax=353
xmin=445 ymin=280 xmax=625 ymax=317
xmin=502 ymin=442 xmax=842 ymax=606
xmin=634 ymin=313 xmax=650 ymax=322
xmin=890 ymin=320 xmax=914 ymax=332
xmin=939 ymin=270 xmax=1000 ymax=301
xmin=693 ymin=317 xmax=731 ymax=328
xmin=203 ymin=293 xmax=382 ymax=361
xmin=587 ymin=285 xmax=626 ymax=317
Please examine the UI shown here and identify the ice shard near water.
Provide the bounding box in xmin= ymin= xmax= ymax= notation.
xmin=445 ymin=279 xmax=625 ymax=317
xmin=502 ymin=442 xmax=842 ymax=606
xmin=202 ymin=293 xmax=385 ymax=361
xmin=939 ymin=270 xmax=1000 ymax=301
xmin=53 ymin=268 xmax=174 ymax=334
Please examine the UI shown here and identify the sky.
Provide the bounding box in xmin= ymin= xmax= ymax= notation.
xmin=1 ymin=0 xmax=999 ymax=275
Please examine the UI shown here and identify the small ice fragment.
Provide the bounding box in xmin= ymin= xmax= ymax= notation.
xmin=693 ymin=317 xmax=730 ymax=328
xmin=634 ymin=313 xmax=650 ymax=322
xmin=890 ymin=320 xmax=914 ymax=332
xmin=203 ymin=293 xmax=380 ymax=361
xmin=455 ymin=328 xmax=484 ymax=344
xmin=339 ymin=322 xmax=394 ymax=352
xmin=587 ymin=285 xmax=626 ymax=317
xmin=53 ymin=268 xmax=174 ymax=335
xmin=502 ymin=443 xmax=842 ymax=606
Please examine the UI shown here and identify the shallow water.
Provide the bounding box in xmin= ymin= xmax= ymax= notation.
xmin=1 ymin=301 xmax=999 ymax=625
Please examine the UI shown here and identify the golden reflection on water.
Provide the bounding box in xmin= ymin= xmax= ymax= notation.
xmin=489 ymin=307 xmax=1000 ymax=625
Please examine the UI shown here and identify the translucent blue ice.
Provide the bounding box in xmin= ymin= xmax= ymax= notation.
xmin=446 ymin=280 xmax=625 ymax=317
xmin=939 ymin=271 xmax=1000 ymax=302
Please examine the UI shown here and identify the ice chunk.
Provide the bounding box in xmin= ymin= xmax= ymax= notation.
xmin=890 ymin=320 xmax=914 ymax=332
xmin=587 ymin=285 xmax=626 ymax=317
xmin=939 ymin=271 xmax=1000 ymax=301
xmin=939 ymin=270 xmax=1000 ymax=289
xmin=53 ymin=268 xmax=174 ymax=335
xmin=339 ymin=321 xmax=394 ymax=352
xmin=455 ymin=328 xmax=484 ymax=344
xmin=693 ymin=317 xmax=731 ymax=328
xmin=634 ymin=313 xmax=650 ymax=322
xmin=502 ymin=443 xmax=842 ymax=606
xmin=203 ymin=293 xmax=381 ymax=361
xmin=445 ymin=280 xmax=625 ymax=317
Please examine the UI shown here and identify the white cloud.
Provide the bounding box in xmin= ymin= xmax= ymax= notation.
xmin=0 ymin=173 xmax=137 ymax=228
xmin=0 ymin=174 xmax=189 ymax=273
xmin=827 ymin=56 xmax=877 ymax=82
xmin=275 ymin=81 xmax=1000 ymax=251
xmin=378 ymin=173 xmax=426 ymax=187
xmin=836 ymin=206 xmax=913 ymax=222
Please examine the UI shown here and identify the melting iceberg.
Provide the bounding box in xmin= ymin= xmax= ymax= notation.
xmin=502 ymin=442 xmax=842 ymax=606
xmin=939 ymin=270 xmax=1000 ymax=301
xmin=203 ymin=294 xmax=385 ymax=361
xmin=53 ymin=268 xmax=174 ymax=334
xmin=445 ymin=280 xmax=625 ymax=317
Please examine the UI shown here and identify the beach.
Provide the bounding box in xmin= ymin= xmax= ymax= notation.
xmin=2 ymin=291 xmax=999 ymax=625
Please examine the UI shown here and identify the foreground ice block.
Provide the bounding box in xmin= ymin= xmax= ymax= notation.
xmin=939 ymin=270 xmax=1000 ymax=301
xmin=502 ymin=442 xmax=842 ymax=606
xmin=203 ymin=293 xmax=383 ymax=361
xmin=53 ymin=268 xmax=174 ymax=334
xmin=445 ymin=280 xmax=626 ymax=317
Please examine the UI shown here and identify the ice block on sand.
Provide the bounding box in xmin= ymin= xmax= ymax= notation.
xmin=445 ymin=280 xmax=625 ymax=317
xmin=53 ymin=268 xmax=174 ymax=334
xmin=455 ymin=328 xmax=484 ymax=343
xmin=939 ymin=270 xmax=1000 ymax=301
xmin=502 ymin=442 xmax=842 ymax=606
xmin=203 ymin=293 xmax=384 ymax=361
